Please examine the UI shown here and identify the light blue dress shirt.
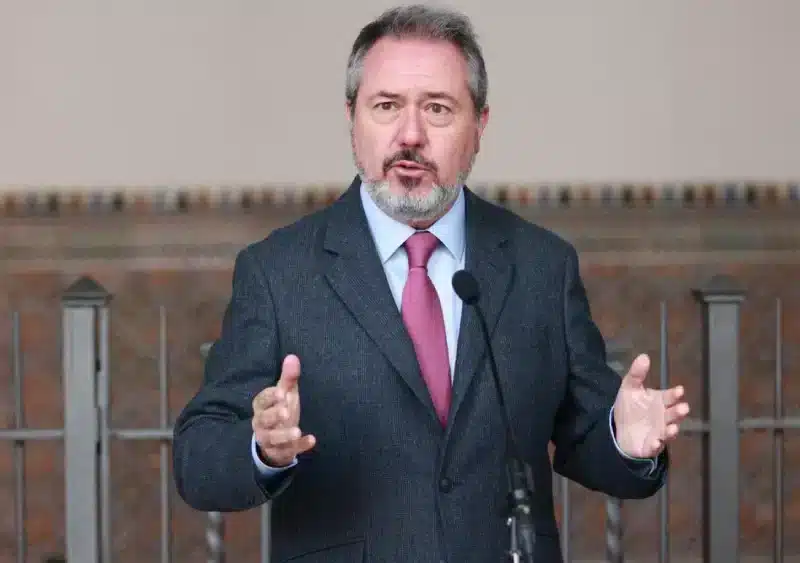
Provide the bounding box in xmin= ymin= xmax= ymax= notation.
xmin=251 ymin=182 xmax=655 ymax=476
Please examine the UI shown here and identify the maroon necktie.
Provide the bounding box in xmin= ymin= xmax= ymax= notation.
xmin=401 ymin=231 xmax=452 ymax=426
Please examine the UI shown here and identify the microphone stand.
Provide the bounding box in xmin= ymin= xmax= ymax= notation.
xmin=506 ymin=458 xmax=536 ymax=563
xmin=472 ymin=301 xmax=536 ymax=563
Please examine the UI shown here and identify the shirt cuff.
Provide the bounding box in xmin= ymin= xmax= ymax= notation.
xmin=609 ymin=407 xmax=657 ymax=476
xmin=251 ymin=433 xmax=297 ymax=476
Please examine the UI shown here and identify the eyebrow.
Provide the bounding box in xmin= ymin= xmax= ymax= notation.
xmin=370 ymin=90 xmax=403 ymax=101
xmin=369 ymin=90 xmax=460 ymax=106
xmin=421 ymin=91 xmax=459 ymax=105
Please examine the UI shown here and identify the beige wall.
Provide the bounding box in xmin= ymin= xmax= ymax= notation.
xmin=1 ymin=0 xmax=798 ymax=187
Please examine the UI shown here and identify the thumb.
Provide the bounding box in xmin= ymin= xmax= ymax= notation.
xmin=622 ymin=353 xmax=650 ymax=388
xmin=277 ymin=354 xmax=301 ymax=393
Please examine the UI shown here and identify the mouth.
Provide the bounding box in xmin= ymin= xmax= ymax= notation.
xmin=390 ymin=161 xmax=429 ymax=178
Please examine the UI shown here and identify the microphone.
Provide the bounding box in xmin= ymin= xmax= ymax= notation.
xmin=452 ymin=270 xmax=536 ymax=563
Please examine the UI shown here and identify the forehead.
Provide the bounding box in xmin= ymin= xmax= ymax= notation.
xmin=359 ymin=36 xmax=471 ymax=99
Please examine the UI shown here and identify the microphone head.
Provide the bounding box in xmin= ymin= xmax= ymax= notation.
xmin=452 ymin=270 xmax=480 ymax=305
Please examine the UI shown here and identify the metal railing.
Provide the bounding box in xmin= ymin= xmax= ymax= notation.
xmin=1 ymin=273 xmax=797 ymax=562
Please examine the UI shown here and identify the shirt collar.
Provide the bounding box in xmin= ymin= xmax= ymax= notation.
xmin=359 ymin=181 xmax=466 ymax=265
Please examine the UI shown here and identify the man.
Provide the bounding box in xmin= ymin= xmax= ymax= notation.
xmin=173 ymin=5 xmax=690 ymax=562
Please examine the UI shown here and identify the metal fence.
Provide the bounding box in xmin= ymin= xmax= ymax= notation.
xmin=0 ymin=273 xmax=796 ymax=562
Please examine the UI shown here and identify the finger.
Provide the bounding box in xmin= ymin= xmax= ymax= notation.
xmin=277 ymin=355 xmax=301 ymax=393
xmin=661 ymin=385 xmax=685 ymax=408
xmin=254 ymin=405 xmax=290 ymax=430
xmin=288 ymin=433 xmax=316 ymax=455
xmin=253 ymin=386 xmax=286 ymax=411
xmin=650 ymin=434 xmax=666 ymax=453
xmin=264 ymin=426 xmax=303 ymax=447
xmin=664 ymin=402 xmax=690 ymax=425
xmin=259 ymin=433 xmax=316 ymax=458
xmin=662 ymin=423 xmax=680 ymax=442
xmin=623 ymin=353 xmax=650 ymax=387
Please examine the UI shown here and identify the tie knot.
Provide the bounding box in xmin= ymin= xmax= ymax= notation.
xmin=404 ymin=231 xmax=440 ymax=269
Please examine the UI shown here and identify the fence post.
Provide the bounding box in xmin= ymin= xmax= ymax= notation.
xmin=605 ymin=337 xmax=630 ymax=563
xmin=62 ymin=276 xmax=112 ymax=563
xmin=692 ymin=274 xmax=745 ymax=563
xmin=200 ymin=340 xmax=271 ymax=563
xmin=200 ymin=342 xmax=226 ymax=563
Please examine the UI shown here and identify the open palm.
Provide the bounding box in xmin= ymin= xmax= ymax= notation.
xmin=613 ymin=354 xmax=690 ymax=459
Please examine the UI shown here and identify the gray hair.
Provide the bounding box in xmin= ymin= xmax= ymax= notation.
xmin=345 ymin=4 xmax=488 ymax=116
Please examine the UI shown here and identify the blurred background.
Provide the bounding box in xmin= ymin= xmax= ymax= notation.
xmin=1 ymin=1 xmax=798 ymax=561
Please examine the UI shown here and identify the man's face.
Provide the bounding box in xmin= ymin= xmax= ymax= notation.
xmin=348 ymin=36 xmax=489 ymax=226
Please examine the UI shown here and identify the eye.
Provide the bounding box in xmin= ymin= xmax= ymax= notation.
xmin=425 ymin=102 xmax=454 ymax=125
xmin=371 ymin=100 xmax=400 ymax=124
xmin=428 ymin=103 xmax=449 ymax=114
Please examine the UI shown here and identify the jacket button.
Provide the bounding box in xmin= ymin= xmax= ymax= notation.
xmin=439 ymin=477 xmax=452 ymax=492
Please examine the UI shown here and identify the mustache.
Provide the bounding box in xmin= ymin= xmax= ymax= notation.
xmin=383 ymin=149 xmax=437 ymax=174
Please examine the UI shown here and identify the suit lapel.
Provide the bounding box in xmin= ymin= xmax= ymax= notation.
xmin=320 ymin=178 xmax=439 ymax=423
xmin=447 ymin=190 xmax=514 ymax=428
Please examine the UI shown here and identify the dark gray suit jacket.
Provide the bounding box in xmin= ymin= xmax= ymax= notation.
xmin=173 ymin=177 xmax=667 ymax=563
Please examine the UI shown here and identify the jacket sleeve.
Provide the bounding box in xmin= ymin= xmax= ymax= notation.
xmin=173 ymin=246 xmax=296 ymax=512
xmin=550 ymin=245 xmax=668 ymax=499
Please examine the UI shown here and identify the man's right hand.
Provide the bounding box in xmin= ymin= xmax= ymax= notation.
xmin=252 ymin=354 xmax=316 ymax=468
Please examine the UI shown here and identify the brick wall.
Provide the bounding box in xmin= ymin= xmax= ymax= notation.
xmin=0 ymin=186 xmax=798 ymax=561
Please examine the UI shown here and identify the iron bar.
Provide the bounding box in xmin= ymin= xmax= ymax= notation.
xmin=673 ymin=419 xmax=709 ymax=433
xmin=159 ymin=306 xmax=173 ymax=563
xmin=261 ymin=503 xmax=271 ymax=563
xmin=0 ymin=429 xmax=66 ymax=440
xmin=605 ymin=496 xmax=623 ymax=563
xmin=111 ymin=429 xmax=175 ymax=440
xmin=604 ymin=339 xmax=630 ymax=563
xmin=12 ymin=312 xmax=27 ymax=563
xmin=773 ymin=298 xmax=784 ymax=563
xmin=658 ymin=301 xmax=669 ymax=563
xmin=207 ymin=512 xmax=225 ymax=563
xmin=99 ymin=304 xmax=112 ymax=563
xmin=200 ymin=341 xmax=227 ymax=563
xmin=738 ymin=418 xmax=800 ymax=431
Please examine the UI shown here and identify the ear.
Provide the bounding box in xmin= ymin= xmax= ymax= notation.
xmin=345 ymin=102 xmax=354 ymax=126
xmin=477 ymin=105 xmax=490 ymax=137
xmin=475 ymin=105 xmax=490 ymax=152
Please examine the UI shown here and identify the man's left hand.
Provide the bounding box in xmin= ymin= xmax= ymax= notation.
xmin=613 ymin=353 xmax=690 ymax=459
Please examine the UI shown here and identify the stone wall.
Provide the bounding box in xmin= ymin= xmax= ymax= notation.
xmin=0 ymin=182 xmax=798 ymax=561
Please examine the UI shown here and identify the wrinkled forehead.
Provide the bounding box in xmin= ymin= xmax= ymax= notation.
xmin=358 ymin=37 xmax=472 ymax=103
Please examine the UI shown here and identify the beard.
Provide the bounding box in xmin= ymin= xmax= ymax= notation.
xmin=352 ymin=138 xmax=476 ymax=225
xmin=362 ymin=172 xmax=464 ymax=225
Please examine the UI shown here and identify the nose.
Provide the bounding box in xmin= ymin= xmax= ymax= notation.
xmin=396 ymin=108 xmax=427 ymax=148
